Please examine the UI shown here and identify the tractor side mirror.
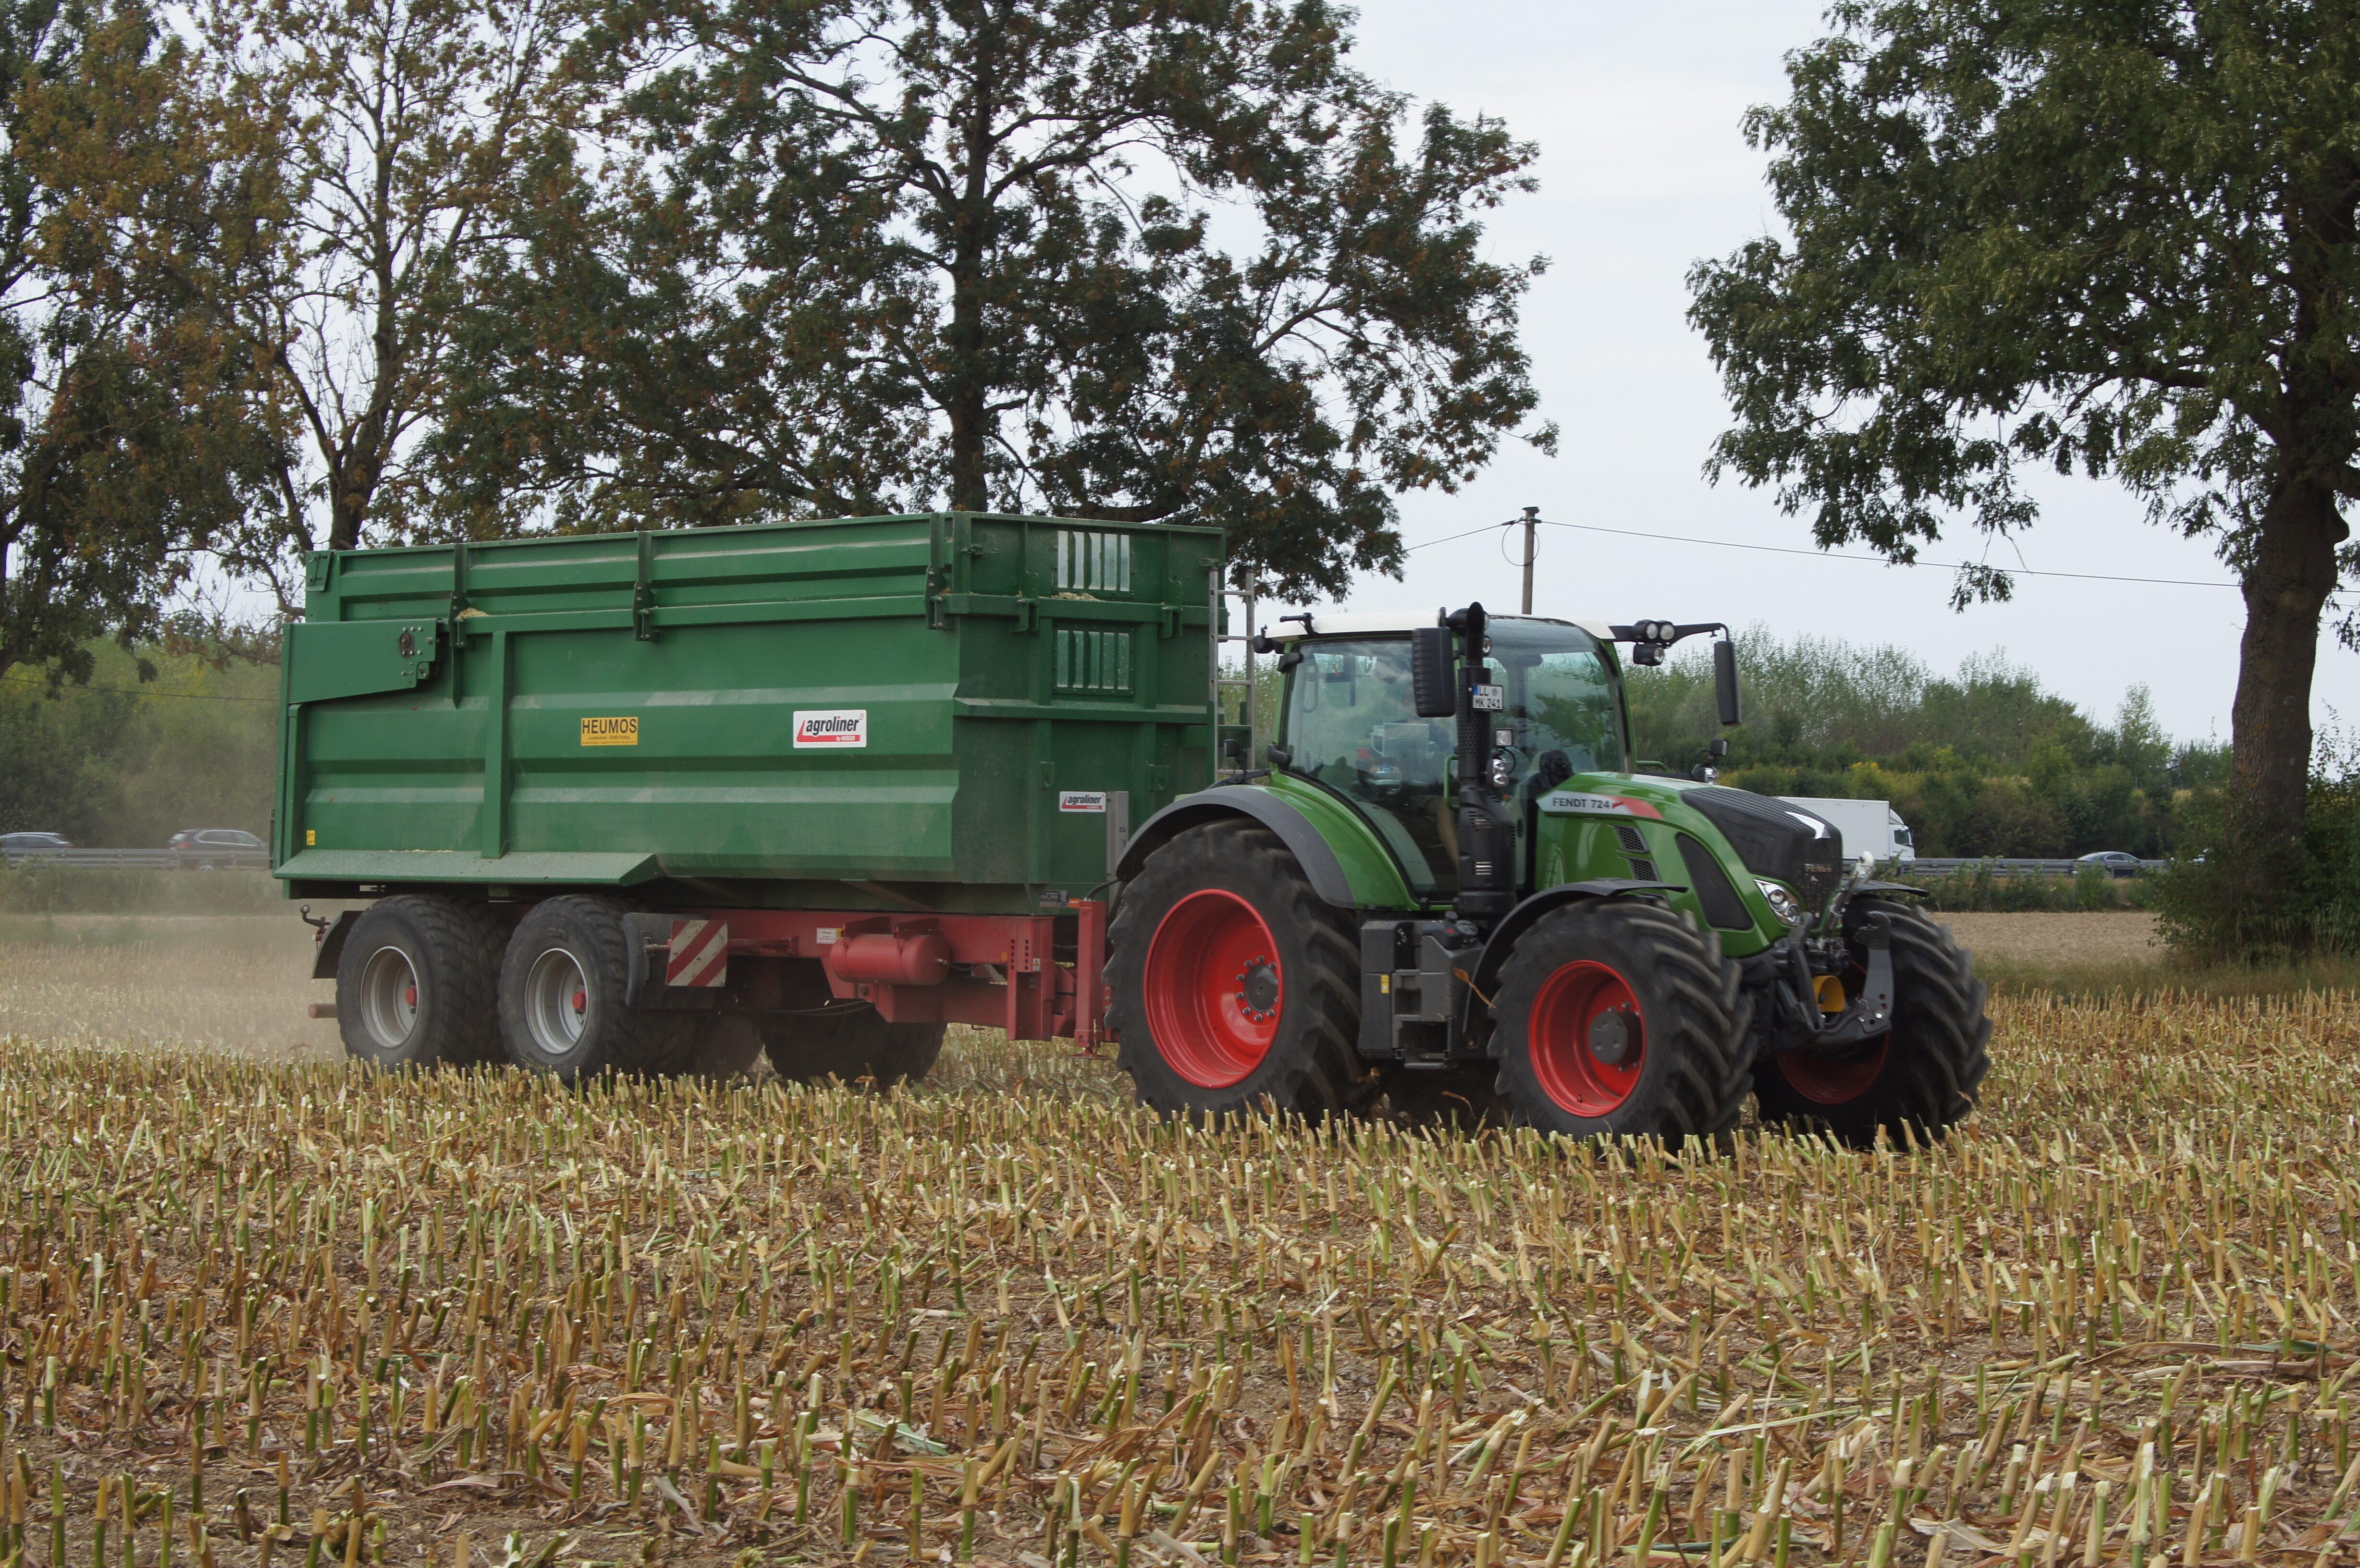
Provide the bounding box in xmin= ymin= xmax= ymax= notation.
xmin=1410 ymin=626 xmax=1456 ymax=718
xmin=1714 ymin=639 xmax=1742 ymax=727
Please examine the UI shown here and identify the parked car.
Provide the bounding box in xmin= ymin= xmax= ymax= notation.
xmin=2076 ymin=850 xmax=2145 ymax=878
xmin=170 ymin=828 xmax=267 ymax=870
xmin=0 ymin=832 xmax=73 ymax=867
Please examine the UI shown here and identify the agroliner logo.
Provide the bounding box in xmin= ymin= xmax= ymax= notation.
xmin=792 ymin=709 xmax=868 ymax=749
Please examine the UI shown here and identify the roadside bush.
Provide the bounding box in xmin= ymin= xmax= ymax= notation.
xmin=1890 ymin=862 xmax=2155 ymax=913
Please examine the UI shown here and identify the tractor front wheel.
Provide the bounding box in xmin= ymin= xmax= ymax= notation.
xmin=1753 ymin=896 xmax=1989 ymax=1146
xmin=1492 ymin=899 xmax=1749 ymax=1143
xmin=1107 ymin=819 xmax=1369 ymax=1120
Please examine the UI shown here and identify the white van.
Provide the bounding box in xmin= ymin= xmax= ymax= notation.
xmin=1776 ymin=797 xmax=1917 ymax=864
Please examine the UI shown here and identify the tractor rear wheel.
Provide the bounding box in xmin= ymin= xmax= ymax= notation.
xmin=1491 ymin=899 xmax=1749 ymax=1144
xmin=1107 ymin=819 xmax=1370 ymax=1119
xmin=335 ymin=895 xmax=506 ymax=1069
xmin=762 ymin=1007 xmax=943 ymax=1089
xmin=1752 ymin=896 xmax=1989 ymax=1146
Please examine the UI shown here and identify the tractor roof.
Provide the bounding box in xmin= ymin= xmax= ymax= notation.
xmin=1261 ymin=611 xmax=1618 ymax=642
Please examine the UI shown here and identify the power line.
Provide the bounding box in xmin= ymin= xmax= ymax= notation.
xmin=0 ymin=674 xmax=276 ymax=703
xmin=1407 ymin=515 xmax=2239 ymax=590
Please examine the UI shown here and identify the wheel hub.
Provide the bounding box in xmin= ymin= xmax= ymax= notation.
xmin=1141 ymin=888 xmax=1285 ymax=1089
xmin=1236 ymin=958 xmax=1279 ymax=1021
xmin=1526 ymin=959 xmax=1647 ymax=1118
xmin=1587 ymin=1007 xmax=1635 ymax=1064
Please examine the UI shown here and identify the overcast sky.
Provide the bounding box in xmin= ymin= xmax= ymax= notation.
xmin=1286 ymin=0 xmax=2354 ymax=750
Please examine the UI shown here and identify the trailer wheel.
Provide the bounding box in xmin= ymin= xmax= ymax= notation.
xmin=763 ymin=1007 xmax=943 ymax=1089
xmin=1107 ymin=818 xmax=1370 ymax=1120
xmin=676 ymin=1015 xmax=766 ymax=1080
xmin=1753 ymin=896 xmax=1990 ymax=1147
xmin=496 ymin=895 xmax=688 ymax=1082
xmin=335 ymin=895 xmax=506 ymax=1069
xmin=1491 ymin=899 xmax=1749 ymax=1144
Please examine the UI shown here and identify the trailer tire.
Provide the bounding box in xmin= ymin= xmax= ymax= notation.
xmin=1752 ymin=896 xmax=1989 ymax=1147
xmin=1107 ymin=818 xmax=1372 ymax=1121
xmin=497 ymin=895 xmax=688 ymax=1082
xmin=336 ymin=895 xmax=506 ymax=1069
xmin=763 ymin=1007 xmax=943 ymax=1089
xmin=1491 ymin=899 xmax=1749 ymax=1145
xmin=676 ymin=1015 xmax=766 ymax=1080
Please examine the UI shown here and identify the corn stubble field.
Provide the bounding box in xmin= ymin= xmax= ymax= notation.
xmin=0 ymin=929 xmax=2357 ymax=1568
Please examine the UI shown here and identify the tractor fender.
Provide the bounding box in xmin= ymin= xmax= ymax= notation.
xmin=1460 ymin=879 xmax=1684 ymax=1049
xmin=1117 ymin=786 xmax=1364 ymax=909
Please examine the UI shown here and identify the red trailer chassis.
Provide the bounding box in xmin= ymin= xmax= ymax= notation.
xmin=652 ymin=900 xmax=1110 ymax=1049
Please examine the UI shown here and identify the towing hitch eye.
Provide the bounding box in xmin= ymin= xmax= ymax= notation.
xmin=1786 ymin=912 xmax=1894 ymax=1051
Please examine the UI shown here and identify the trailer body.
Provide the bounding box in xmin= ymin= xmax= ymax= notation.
xmin=277 ymin=513 xmax=1221 ymax=909
xmin=279 ymin=514 xmax=1219 ymax=1060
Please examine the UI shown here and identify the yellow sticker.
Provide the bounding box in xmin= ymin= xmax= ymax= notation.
xmin=581 ymin=716 xmax=639 ymax=747
xmin=306 ymin=829 xmax=317 ymax=846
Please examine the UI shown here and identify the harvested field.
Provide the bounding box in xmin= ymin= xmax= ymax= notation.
xmin=0 ymin=930 xmax=2357 ymax=1568
xmin=1934 ymin=913 xmax=2163 ymax=968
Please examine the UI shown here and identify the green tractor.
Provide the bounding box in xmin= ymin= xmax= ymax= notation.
xmin=1107 ymin=604 xmax=1990 ymax=1144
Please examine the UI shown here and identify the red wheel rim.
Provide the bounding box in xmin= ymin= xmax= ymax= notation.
xmin=1776 ymin=1036 xmax=1889 ymax=1104
xmin=1142 ymin=889 xmax=1283 ymax=1089
xmin=1527 ymin=960 xmax=1646 ymax=1117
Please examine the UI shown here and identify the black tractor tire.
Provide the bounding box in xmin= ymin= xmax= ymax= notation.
xmin=1106 ymin=818 xmax=1373 ymax=1120
xmin=1752 ymin=896 xmax=1990 ymax=1147
xmin=335 ymin=895 xmax=506 ymax=1069
xmin=676 ymin=1015 xmax=767 ymax=1080
xmin=762 ymin=1006 xmax=944 ymax=1089
xmin=1491 ymin=898 xmax=1750 ymax=1144
xmin=496 ymin=895 xmax=689 ymax=1082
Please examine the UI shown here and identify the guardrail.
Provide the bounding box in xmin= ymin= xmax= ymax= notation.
xmin=0 ymin=848 xmax=268 ymax=871
xmin=1897 ymin=858 xmax=2167 ymax=879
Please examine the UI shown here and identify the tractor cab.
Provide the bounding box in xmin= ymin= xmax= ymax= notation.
xmin=1266 ymin=613 xmax=1628 ymax=900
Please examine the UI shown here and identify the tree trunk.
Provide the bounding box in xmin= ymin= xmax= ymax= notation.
xmin=943 ymin=25 xmax=996 ymax=514
xmin=2227 ymin=472 xmax=2345 ymax=903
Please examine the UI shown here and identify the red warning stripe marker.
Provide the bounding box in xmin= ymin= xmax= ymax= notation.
xmin=666 ymin=919 xmax=731 ymax=987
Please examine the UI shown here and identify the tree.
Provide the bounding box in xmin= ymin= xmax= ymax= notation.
xmin=197 ymin=0 xmax=579 ymax=564
xmin=0 ymin=0 xmax=270 ymax=682
xmin=1687 ymin=1 xmax=2360 ymax=912
xmin=438 ymin=0 xmax=1553 ymax=600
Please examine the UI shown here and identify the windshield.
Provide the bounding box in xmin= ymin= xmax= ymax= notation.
xmin=1489 ymin=620 xmax=1626 ymax=777
xmin=1277 ymin=622 xmax=1626 ymax=892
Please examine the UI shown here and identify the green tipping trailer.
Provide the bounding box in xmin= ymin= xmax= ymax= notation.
xmin=281 ymin=513 xmax=1221 ymax=1083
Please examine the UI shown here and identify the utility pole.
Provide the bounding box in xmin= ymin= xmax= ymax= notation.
xmin=1519 ymin=506 xmax=1540 ymax=613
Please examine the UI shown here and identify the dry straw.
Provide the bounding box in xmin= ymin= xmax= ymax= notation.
xmin=0 ymin=987 xmax=2352 ymax=1566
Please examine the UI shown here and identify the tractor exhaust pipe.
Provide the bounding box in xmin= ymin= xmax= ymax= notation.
xmin=1448 ymin=603 xmax=1516 ymax=924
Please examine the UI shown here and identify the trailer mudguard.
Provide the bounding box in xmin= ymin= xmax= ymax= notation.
xmin=1116 ymin=785 xmax=1418 ymax=911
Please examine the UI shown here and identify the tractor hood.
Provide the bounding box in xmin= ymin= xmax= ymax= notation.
xmin=1542 ymin=774 xmax=1847 ymax=917
xmin=1678 ymin=786 xmax=1846 ymax=912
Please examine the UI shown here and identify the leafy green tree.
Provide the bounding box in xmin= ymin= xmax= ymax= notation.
xmin=439 ymin=0 xmax=1553 ymax=600
xmin=1688 ymin=1 xmax=2360 ymax=912
xmin=0 ymin=0 xmax=271 ymax=682
xmin=197 ymin=0 xmax=580 ymax=563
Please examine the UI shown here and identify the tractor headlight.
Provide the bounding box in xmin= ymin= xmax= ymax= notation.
xmin=1756 ymin=879 xmax=1804 ymax=925
xmin=1488 ymin=749 xmax=1518 ymax=790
